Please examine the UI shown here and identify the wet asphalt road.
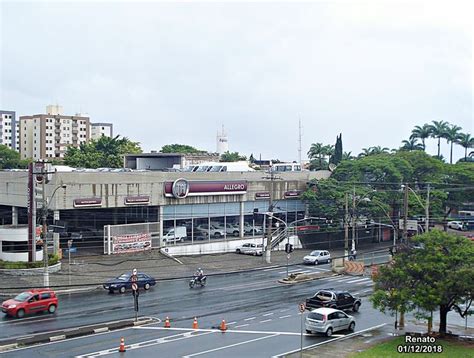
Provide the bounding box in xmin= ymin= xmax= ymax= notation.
xmin=0 ymin=262 xmax=391 ymax=357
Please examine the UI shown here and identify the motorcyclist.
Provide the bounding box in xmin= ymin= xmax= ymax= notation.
xmin=195 ymin=268 xmax=204 ymax=282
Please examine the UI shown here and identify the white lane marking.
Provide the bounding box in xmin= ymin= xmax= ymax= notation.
xmin=134 ymin=326 xmax=307 ymax=336
xmin=263 ymin=267 xmax=281 ymax=271
xmin=234 ymin=324 xmax=249 ymax=328
xmin=263 ymin=313 xmax=274 ymax=317
xmin=227 ymin=321 xmax=237 ymax=325
xmin=273 ymin=323 xmax=388 ymax=358
xmin=279 ymin=309 xmax=289 ymax=312
xmin=183 ymin=334 xmax=279 ymax=357
xmin=346 ymin=278 xmax=370 ymax=284
xmin=77 ymin=331 xmax=214 ymax=357
xmin=244 ymin=317 xmax=256 ymax=321
xmin=356 ymin=280 xmax=373 ymax=285
xmin=279 ymin=315 xmax=292 ymax=319
xmin=362 ymin=289 xmax=373 ymax=293
xmin=260 ymin=319 xmax=272 ymax=323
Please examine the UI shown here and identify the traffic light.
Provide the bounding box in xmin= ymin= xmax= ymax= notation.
xmin=253 ymin=208 xmax=259 ymax=221
xmin=285 ymin=243 xmax=293 ymax=253
xmin=35 ymin=173 xmax=44 ymax=184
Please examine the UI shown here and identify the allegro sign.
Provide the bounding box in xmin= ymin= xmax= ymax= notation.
xmin=164 ymin=179 xmax=248 ymax=199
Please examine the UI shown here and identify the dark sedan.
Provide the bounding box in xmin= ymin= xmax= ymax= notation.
xmin=103 ymin=272 xmax=156 ymax=294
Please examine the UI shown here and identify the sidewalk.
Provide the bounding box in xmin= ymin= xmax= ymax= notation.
xmin=286 ymin=321 xmax=474 ymax=358
xmin=0 ymin=242 xmax=392 ymax=296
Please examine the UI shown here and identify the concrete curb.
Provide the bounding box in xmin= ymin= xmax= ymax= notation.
xmin=0 ymin=317 xmax=156 ymax=352
xmin=0 ymin=263 xmax=62 ymax=276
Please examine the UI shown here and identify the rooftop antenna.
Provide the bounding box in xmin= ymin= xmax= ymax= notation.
xmin=298 ymin=118 xmax=302 ymax=167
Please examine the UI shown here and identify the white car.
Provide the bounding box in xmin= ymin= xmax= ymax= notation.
xmin=243 ymin=223 xmax=264 ymax=235
xmin=303 ymin=250 xmax=331 ymax=265
xmin=305 ymin=307 xmax=355 ymax=336
xmin=211 ymin=223 xmax=240 ymax=237
xmin=235 ymin=243 xmax=263 ymax=256
xmin=447 ymin=221 xmax=464 ymax=230
xmin=195 ymin=224 xmax=225 ymax=238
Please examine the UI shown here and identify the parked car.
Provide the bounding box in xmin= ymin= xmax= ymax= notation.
xmin=447 ymin=221 xmax=464 ymax=230
xmin=303 ymin=250 xmax=331 ymax=265
xmin=243 ymin=223 xmax=264 ymax=235
xmin=103 ymin=272 xmax=156 ymax=294
xmin=2 ymin=289 xmax=58 ymax=318
xmin=306 ymin=290 xmax=361 ymax=312
xmin=235 ymin=243 xmax=263 ymax=256
xmin=305 ymin=307 xmax=356 ymax=336
xmin=195 ymin=224 xmax=225 ymax=238
xmin=211 ymin=222 xmax=241 ymax=237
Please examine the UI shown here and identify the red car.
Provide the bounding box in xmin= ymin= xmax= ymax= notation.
xmin=1 ymin=289 xmax=58 ymax=318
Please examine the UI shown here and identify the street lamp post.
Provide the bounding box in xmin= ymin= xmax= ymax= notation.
xmin=42 ymin=184 xmax=67 ymax=288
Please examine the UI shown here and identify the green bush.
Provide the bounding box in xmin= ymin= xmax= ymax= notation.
xmin=0 ymin=254 xmax=59 ymax=269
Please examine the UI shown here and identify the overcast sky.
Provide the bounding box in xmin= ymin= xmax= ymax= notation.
xmin=1 ymin=0 xmax=472 ymax=162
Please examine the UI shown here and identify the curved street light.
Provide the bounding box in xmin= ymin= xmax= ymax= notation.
xmin=40 ymin=183 xmax=67 ymax=287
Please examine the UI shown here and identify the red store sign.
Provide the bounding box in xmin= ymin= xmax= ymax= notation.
xmin=164 ymin=179 xmax=247 ymax=199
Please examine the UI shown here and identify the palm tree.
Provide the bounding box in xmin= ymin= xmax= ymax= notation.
xmin=322 ymin=145 xmax=334 ymax=164
xmin=410 ymin=124 xmax=431 ymax=150
xmin=342 ymin=151 xmax=353 ymax=161
xmin=444 ymin=125 xmax=462 ymax=164
xmin=428 ymin=120 xmax=449 ymax=157
xmin=400 ymin=138 xmax=424 ymax=151
xmin=370 ymin=146 xmax=390 ymax=155
xmin=307 ymin=143 xmax=324 ymax=167
xmin=457 ymin=133 xmax=474 ymax=160
xmin=358 ymin=148 xmax=372 ymax=158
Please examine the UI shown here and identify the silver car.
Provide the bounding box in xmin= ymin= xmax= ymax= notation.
xmin=305 ymin=307 xmax=355 ymax=337
xmin=303 ymin=250 xmax=331 ymax=265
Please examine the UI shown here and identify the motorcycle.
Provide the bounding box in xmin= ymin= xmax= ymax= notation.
xmin=189 ymin=275 xmax=207 ymax=288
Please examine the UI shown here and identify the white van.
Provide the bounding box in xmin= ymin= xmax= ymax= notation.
xmin=163 ymin=226 xmax=187 ymax=243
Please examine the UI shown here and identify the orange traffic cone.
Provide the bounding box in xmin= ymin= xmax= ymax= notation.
xmin=220 ymin=319 xmax=227 ymax=332
xmin=164 ymin=317 xmax=171 ymax=328
xmin=192 ymin=317 xmax=198 ymax=329
xmin=119 ymin=337 xmax=126 ymax=352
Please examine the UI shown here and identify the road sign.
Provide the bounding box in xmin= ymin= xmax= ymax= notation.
xmin=68 ymin=247 xmax=77 ymax=253
xmin=299 ymin=303 xmax=306 ymax=313
xmin=132 ymin=282 xmax=138 ymax=291
xmin=131 ymin=274 xmax=138 ymax=283
xmin=287 ymin=254 xmax=291 ymax=260
xmin=67 ymin=239 xmax=73 ymax=248
xmin=132 ymin=268 xmax=137 ymax=276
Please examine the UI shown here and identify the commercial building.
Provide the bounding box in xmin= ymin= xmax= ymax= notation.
xmin=0 ymin=110 xmax=19 ymax=151
xmin=124 ymin=152 xmax=220 ymax=171
xmin=0 ymin=169 xmax=331 ymax=255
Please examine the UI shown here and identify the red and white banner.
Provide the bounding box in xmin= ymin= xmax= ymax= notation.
xmin=112 ymin=233 xmax=152 ymax=254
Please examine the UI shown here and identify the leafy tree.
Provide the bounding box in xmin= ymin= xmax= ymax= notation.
xmin=220 ymin=151 xmax=247 ymax=162
xmin=428 ymin=120 xmax=449 ymax=157
xmin=160 ymin=144 xmax=205 ymax=154
xmin=410 ymin=124 xmax=432 ymax=150
xmin=457 ymin=133 xmax=474 ymax=161
xmin=444 ymin=124 xmax=462 ymax=164
xmin=64 ymin=135 xmax=142 ymax=168
xmin=400 ymin=138 xmax=424 ymax=151
xmin=371 ymin=230 xmax=474 ymax=334
xmin=0 ymin=145 xmax=29 ymax=169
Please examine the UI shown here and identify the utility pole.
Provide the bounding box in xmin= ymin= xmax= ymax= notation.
xmin=403 ymin=184 xmax=408 ymax=243
xmin=265 ymin=170 xmax=274 ymax=264
xmin=425 ymin=183 xmax=430 ymax=233
xmin=344 ymin=192 xmax=349 ymax=262
xmin=41 ymin=167 xmax=49 ymax=288
xmin=351 ymin=186 xmax=356 ymax=252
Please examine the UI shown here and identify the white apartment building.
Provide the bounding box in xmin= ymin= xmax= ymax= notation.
xmin=19 ymin=106 xmax=90 ymax=160
xmin=91 ymin=122 xmax=113 ymax=140
xmin=0 ymin=110 xmax=19 ymax=151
